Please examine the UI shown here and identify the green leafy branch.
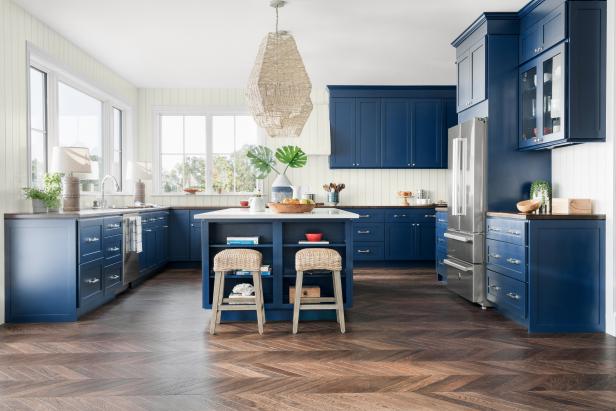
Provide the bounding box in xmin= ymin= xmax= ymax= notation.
xmin=246 ymin=145 xmax=307 ymax=179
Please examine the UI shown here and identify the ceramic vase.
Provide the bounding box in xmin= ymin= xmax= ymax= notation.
xmin=32 ymin=199 xmax=47 ymax=213
xmin=271 ymin=174 xmax=293 ymax=203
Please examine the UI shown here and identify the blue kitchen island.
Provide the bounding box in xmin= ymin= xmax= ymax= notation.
xmin=195 ymin=208 xmax=359 ymax=321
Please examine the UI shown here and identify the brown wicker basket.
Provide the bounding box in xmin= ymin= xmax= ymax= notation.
xmin=268 ymin=202 xmax=316 ymax=214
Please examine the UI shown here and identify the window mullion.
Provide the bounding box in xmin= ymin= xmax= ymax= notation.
xmin=206 ymin=114 xmax=213 ymax=194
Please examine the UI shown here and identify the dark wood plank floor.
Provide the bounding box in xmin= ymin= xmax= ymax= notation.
xmin=1 ymin=268 xmax=615 ymax=410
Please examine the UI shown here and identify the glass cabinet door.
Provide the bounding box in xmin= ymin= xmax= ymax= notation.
xmin=541 ymin=51 xmax=564 ymax=142
xmin=520 ymin=67 xmax=538 ymax=146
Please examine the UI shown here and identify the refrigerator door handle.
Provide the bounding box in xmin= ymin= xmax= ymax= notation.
xmin=444 ymin=232 xmax=473 ymax=243
xmin=443 ymin=258 xmax=473 ymax=272
xmin=451 ymin=136 xmax=467 ymax=216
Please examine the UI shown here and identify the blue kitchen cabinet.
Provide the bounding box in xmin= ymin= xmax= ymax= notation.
xmin=517 ymin=0 xmax=606 ymax=149
xmin=190 ymin=210 xmax=203 ymax=261
xmin=329 ymin=98 xmax=356 ymax=168
xmin=415 ymin=222 xmax=436 ymax=260
xmin=328 ymin=86 xmax=455 ymax=169
xmin=456 ymin=37 xmax=486 ymax=112
xmin=486 ymin=215 xmax=605 ymax=333
xmin=435 ymin=210 xmax=448 ymax=282
xmin=385 ymin=223 xmax=414 ymax=260
xmin=169 ymin=210 xmax=190 ymax=261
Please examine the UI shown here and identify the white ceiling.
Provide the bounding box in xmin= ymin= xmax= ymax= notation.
xmin=15 ymin=0 xmax=528 ymax=89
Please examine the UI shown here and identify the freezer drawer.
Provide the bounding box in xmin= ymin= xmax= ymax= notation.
xmin=444 ymin=257 xmax=488 ymax=305
xmin=445 ymin=230 xmax=484 ymax=264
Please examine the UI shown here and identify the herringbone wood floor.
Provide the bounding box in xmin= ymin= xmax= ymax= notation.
xmin=1 ymin=267 xmax=615 ymax=411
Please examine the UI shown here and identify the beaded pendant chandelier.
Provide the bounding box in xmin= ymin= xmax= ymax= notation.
xmin=246 ymin=0 xmax=313 ymax=138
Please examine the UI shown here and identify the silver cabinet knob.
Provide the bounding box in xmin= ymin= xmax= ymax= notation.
xmin=107 ymin=247 xmax=120 ymax=252
xmin=489 ymin=253 xmax=501 ymax=259
xmin=85 ymin=237 xmax=99 ymax=243
xmin=109 ymin=274 xmax=120 ymax=280
xmin=85 ymin=278 xmax=100 ymax=284
xmin=506 ymin=258 xmax=521 ymax=265
xmin=506 ymin=292 xmax=520 ymax=300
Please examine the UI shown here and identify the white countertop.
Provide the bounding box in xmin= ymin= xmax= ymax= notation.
xmin=194 ymin=208 xmax=359 ymax=220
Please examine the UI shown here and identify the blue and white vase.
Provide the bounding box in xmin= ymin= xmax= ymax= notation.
xmin=271 ymin=174 xmax=293 ymax=203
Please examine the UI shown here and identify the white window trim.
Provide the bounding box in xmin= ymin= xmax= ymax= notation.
xmin=27 ymin=42 xmax=133 ymax=195
xmin=152 ymin=106 xmax=265 ymax=196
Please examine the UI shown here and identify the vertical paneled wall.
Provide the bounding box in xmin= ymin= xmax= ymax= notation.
xmin=0 ymin=0 xmax=139 ymax=323
xmin=138 ymin=88 xmax=448 ymax=207
xmin=551 ymin=0 xmax=616 ymax=335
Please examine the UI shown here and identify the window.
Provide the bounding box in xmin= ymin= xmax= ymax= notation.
xmin=29 ymin=67 xmax=47 ymax=187
xmin=157 ymin=113 xmax=259 ymax=194
xmin=58 ymin=82 xmax=103 ymax=192
xmin=112 ymin=107 xmax=123 ymax=191
xmin=27 ymin=50 xmax=130 ymax=194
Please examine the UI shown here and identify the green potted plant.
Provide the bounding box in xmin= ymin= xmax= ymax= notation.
xmin=246 ymin=145 xmax=307 ymax=202
xmin=23 ymin=173 xmax=63 ymax=213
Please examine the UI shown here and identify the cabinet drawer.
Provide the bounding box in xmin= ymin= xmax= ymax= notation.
xmin=436 ymin=225 xmax=447 ymax=247
xmin=103 ymin=261 xmax=123 ymax=294
xmin=486 ymin=269 xmax=527 ymax=322
xmin=79 ymin=219 xmax=104 ymax=263
xmin=486 ymin=239 xmax=527 ymax=282
xmin=79 ymin=260 xmax=103 ymax=306
xmin=345 ymin=209 xmax=384 ymax=223
xmin=385 ymin=208 xmax=435 ymax=222
xmin=486 ymin=218 xmax=526 ymax=245
xmin=520 ymin=2 xmax=566 ymax=63
xmin=103 ymin=216 xmax=122 ymax=237
xmin=103 ymin=234 xmax=123 ymax=263
xmin=353 ymin=223 xmax=384 ymax=242
xmin=353 ymin=243 xmax=384 ymax=260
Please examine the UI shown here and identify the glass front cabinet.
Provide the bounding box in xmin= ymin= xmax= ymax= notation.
xmin=519 ymin=44 xmax=565 ymax=149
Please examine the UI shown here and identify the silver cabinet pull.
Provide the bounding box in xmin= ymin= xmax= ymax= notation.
xmin=158 ymin=217 xmax=164 ymax=220
xmin=506 ymin=292 xmax=520 ymax=300
xmin=444 ymin=258 xmax=472 ymax=272
xmin=393 ymin=214 xmax=407 ymax=218
xmin=144 ymin=229 xmax=153 ymax=232
xmin=109 ymin=274 xmax=120 ymax=280
xmin=489 ymin=226 xmax=502 ymax=232
xmin=358 ymin=214 xmax=370 ymax=218
xmin=444 ymin=232 xmax=472 ymax=243
xmin=107 ymin=247 xmax=120 ymax=252
xmin=489 ymin=285 xmax=501 ymax=292
xmin=106 ymin=223 xmax=120 ymax=229
xmin=357 ymin=249 xmax=371 ymax=254
xmin=85 ymin=237 xmax=100 ymax=243
xmin=489 ymin=253 xmax=501 ymax=259
xmin=424 ymin=214 xmax=436 ymax=218
xmin=163 ymin=225 xmax=169 ymax=228
xmin=85 ymin=278 xmax=100 ymax=284
xmin=507 ymin=229 xmax=521 ymax=236
xmin=506 ymin=258 xmax=521 ymax=265
xmin=437 ymin=219 xmax=447 ymax=223
xmin=357 ymin=230 xmax=371 ymax=234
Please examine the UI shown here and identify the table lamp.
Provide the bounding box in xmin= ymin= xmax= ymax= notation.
xmin=127 ymin=161 xmax=152 ymax=205
xmin=50 ymin=146 xmax=91 ymax=212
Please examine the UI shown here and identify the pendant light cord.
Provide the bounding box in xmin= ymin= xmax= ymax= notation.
xmin=275 ymin=5 xmax=279 ymax=34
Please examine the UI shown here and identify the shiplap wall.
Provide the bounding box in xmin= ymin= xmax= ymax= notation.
xmin=0 ymin=0 xmax=139 ymax=323
xmin=551 ymin=0 xmax=616 ymax=335
xmin=137 ymin=88 xmax=448 ymax=207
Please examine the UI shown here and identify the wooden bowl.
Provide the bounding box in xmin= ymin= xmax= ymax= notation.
xmin=516 ymin=199 xmax=541 ymax=213
xmin=183 ymin=188 xmax=202 ymax=195
xmin=268 ymin=202 xmax=316 ymax=214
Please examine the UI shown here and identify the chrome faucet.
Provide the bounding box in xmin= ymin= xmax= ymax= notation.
xmin=100 ymin=175 xmax=120 ymax=208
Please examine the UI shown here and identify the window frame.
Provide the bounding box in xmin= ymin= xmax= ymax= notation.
xmin=27 ymin=64 xmax=49 ymax=188
xmin=152 ymin=106 xmax=265 ymax=196
xmin=27 ymin=43 xmax=132 ymax=195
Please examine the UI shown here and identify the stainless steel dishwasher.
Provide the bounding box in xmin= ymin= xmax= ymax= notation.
xmin=123 ymin=213 xmax=141 ymax=285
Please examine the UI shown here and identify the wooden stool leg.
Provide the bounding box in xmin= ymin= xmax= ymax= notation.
xmin=333 ymin=270 xmax=346 ymax=334
xmin=256 ymin=271 xmax=266 ymax=324
xmin=332 ymin=272 xmax=340 ymax=324
xmin=209 ymin=272 xmax=222 ymax=335
xmin=252 ymin=272 xmax=264 ymax=335
xmin=216 ymin=272 xmax=226 ymax=325
xmin=292 ymin=271 xmax=304 ymax=334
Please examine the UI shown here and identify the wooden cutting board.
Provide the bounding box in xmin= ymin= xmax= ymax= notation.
xmin=552 ymin=198 xmax=592 ymax=214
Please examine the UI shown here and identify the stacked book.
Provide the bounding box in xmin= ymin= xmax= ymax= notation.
xmin=235 ymin=265 xmax=271 ymax=276
xmin=226 ymin=236 xmax=259 ymax=245
xmin=298 ymin=240 xmax=330 ymax=245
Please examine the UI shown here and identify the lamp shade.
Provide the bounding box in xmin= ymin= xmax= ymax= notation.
xmin=50 ymin=146 xmax=92 ymax=174
xmin=126 ymin=161 xmax=152 ymax=181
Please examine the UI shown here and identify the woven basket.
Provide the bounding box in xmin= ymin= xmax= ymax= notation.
xmin=268 ymin=202 xmax=315 ymax=214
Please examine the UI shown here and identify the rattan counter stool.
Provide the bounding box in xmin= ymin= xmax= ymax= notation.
xmin=293 ymin=248 xmax=345 ymax=334
xmin=210 ymin=249 xmax=265 ymax=335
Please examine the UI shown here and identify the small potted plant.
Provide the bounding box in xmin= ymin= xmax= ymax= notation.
xmin=23 ymin=173 xmax=62 ymax=213
xmin=246 ymin=145 xmax=307 ymax=202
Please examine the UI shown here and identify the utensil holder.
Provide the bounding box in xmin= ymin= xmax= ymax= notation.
xmin=327 ymin=192 xmax=339 ymax=205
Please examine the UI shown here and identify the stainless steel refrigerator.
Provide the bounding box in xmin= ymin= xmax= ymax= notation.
xmin=444 ymin=118 xmax=490 ymax=307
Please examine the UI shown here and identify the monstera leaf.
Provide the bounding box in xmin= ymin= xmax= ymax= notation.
xmin=246 ymin=145 xmax=279 ymax=179
xmin=275 ymin=145 xmax=307 ymax=173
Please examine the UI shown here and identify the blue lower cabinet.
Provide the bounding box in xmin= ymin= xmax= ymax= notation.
xmin=169 ymin=210 xmax=190 ymax=261
xmin=190 ymin=211 xmax=202 ymax=261
xmin=486 ymin=216 xmax=605 ymax=333
xmin=353 ymin=242 xmax=385 ymax=260
xmin=78 ymin=259 xmax=105 ymax=312
xmin=435 ymin=210 xmax=447 ymax=281
xmin=103 ymin=261 xmax=123 ymax=295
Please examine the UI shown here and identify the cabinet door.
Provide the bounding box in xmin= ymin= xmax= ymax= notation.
xmin=456 ymin=52 xmax=472 ymax=112
xmin=168 ymin=210 xmax=190 ymax=261
xmin=520 ymin=24 xmax=542 ymax=63
xmin=411 ymin=100 xmax=444 ymax=168
xmin=519 ymin=62 xmax=540 ymax=148
xmin=190 ymin=221 xmax=202 ymax=261
xmin=385 ymin=223 xmax=414 ymax=260
xmin=330 ymin=98 xmax=356 ymax=168
xmin=356 ymin=98 xmax=381 ymax=168
xmin=540 ymin=45 xmax=565 ymax=144
xmin=415 ymin=223 xmax=436 ymax=260
xmin=470 ymin=39 xmax=486 ymax=105
xmin=381 ymin=99 xmax=411 ymax=167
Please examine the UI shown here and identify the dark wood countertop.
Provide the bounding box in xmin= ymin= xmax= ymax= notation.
xmin=487 ymin=211 xmax=606 ymax=220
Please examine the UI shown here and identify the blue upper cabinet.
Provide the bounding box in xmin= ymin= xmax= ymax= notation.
xmin=517 ymin=0 xmax=606 ymax=150
xmin=456 ymin=37 xmax=486 ymax=112
xmin=328 ymin=86 xmax=456 ymax=169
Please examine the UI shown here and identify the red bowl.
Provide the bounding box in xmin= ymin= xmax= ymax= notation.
xmin=239 ymin=200 xmax=249 ymax=207
xmin=305 ymin=233 xmax=323 ymax=242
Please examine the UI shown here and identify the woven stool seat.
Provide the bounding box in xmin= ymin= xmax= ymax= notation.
xmin=213 ymin=248 xmax=262 ymax=272
xmin=295 ymin=248 xmax=342 ymax=272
